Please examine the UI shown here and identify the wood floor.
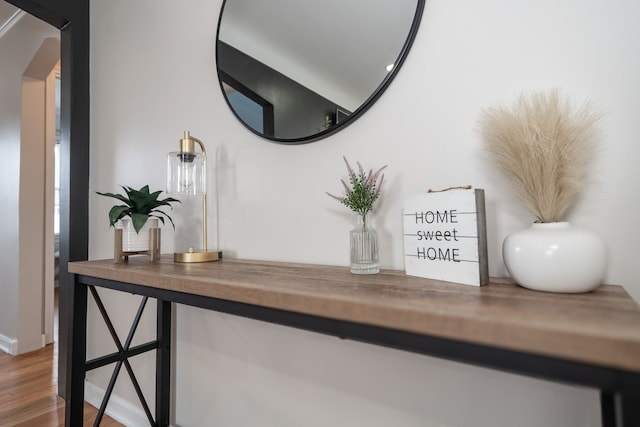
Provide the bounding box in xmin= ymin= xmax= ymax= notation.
xmin=0 ymin=345 xmax=124 ymax=426
xmin=0 ymin=295 xmax=123 ymax=426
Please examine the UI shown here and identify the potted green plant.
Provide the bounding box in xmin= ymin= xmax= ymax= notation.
xmin=97 ymin=185 xmax=180 ymax=252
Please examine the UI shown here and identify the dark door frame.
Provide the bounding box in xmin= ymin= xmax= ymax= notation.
xmin=5 ymin=0 xmax=89 ymax=399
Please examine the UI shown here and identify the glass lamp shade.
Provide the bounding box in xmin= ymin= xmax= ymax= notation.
xmin=167 ymin=151 xmax=206 ymax=195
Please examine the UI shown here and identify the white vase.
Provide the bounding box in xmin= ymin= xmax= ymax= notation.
xmin=502 ymin=222 xmax=607 ymax=293
xmin=117 ymin=218 xmax=159 ymax=252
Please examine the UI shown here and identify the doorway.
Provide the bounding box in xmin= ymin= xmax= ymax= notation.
xmin=19 ymin=36 xmax=60 ymax=352
xmin=5 ymin=0 xmax=90 ymax=399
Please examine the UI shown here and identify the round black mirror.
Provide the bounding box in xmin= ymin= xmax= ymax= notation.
xmin=216 ymin=0 xmax=425 ymax=144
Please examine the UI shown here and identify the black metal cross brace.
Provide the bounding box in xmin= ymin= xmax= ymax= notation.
xmin=87 ymin=286 xmax=158 ymax=427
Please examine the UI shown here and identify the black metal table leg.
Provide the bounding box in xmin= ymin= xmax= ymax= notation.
xmin=601 ymin=391 xmax=616 ymax=427
xmin=602 ymin=373 xmax=640 ymax=427
xmin=65 ymin=275 xmax=88 ymax=427
xmin=65 ymin=277 xmax=172 ymax=426
xmin=619 ymin=374 xmax=640 ymax=427
xmin=156 ymin=300 xmax=172 ymax=427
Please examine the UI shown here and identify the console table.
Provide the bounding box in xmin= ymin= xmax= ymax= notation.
xmin=66 ymin=256 xmax=640 ymax=426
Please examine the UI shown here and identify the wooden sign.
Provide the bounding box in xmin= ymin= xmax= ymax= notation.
xmin=403 ymin=188 xmax=488 ymax=286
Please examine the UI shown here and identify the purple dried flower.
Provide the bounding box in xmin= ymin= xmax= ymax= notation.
xmin=328 ymin=157 xmax=388 ymax=217
xmin=343 ymin=156 xmax=355 ymax=177
xmin=326 ymin=192 xmax=344 ymax=202
xmin=375 ymin=173 xmax=385 ymax=197
xmin=341 ymin=179 xmax=352 ymax=195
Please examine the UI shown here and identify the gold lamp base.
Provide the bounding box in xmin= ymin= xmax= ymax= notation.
xmin=174 ymin=248 xmax=222 ymax=263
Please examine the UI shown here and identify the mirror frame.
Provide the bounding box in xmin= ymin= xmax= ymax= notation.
xmin=215 ymin=0 xmax=426 ymax=144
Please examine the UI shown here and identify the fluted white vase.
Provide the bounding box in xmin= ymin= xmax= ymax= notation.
xmin=503 ymin=222 xmax=607 ymax=293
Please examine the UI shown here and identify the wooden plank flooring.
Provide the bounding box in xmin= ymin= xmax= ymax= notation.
xmin=0 ymin=344 xmax=123 ymax=426
xmin=0 ymin=292 xmax=124 ymax=426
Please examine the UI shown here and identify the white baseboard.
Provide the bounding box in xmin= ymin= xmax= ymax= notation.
xmin=0 ymin=333 xmax=17 ymax=355
xmin=84 ymin=380 xmax=150 ymax=427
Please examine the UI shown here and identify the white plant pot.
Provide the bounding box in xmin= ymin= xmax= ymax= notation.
xmin=117 ymin=218 xmax=159 ymax=252
xmin=502 ymin=222 xmax=607 ymax=293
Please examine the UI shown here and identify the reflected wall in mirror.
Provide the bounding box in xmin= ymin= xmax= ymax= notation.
xmin=216 ymin=0 xmax=425 ymax=144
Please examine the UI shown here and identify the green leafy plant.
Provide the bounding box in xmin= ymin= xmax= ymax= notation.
xmin=327 ymin=156 xmax=387 ymax=218
xmin=96 ymin=185 xmax=180 ymax=233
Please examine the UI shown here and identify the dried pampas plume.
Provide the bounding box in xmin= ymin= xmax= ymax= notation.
xmin=478 ymin=89 xmax=601 ymax=223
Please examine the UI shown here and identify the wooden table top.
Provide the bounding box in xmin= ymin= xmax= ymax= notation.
xmin=69 ymin=256 xmax=640 ymax=373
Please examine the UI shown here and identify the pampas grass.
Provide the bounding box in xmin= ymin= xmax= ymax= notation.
xmin=478 ymin=89 xmax=600 ymax=223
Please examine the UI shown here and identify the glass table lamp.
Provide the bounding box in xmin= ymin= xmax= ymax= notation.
xmin=167 ymin=130 xmax=221 ymax=262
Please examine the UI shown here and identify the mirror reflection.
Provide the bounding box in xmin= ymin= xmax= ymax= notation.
xmin=216 ymin=0 xmax=424 ymax=143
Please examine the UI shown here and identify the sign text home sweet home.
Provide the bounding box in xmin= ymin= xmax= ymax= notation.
xmin=403 ymin=188 xmax=488 ymax=286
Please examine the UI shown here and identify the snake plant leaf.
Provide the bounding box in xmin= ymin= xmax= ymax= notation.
xmin=96 ymin=191 xmax=133 ymax=207
xmin=131 ymin=212 xmax=150 ymax=234
xmin=107 ymin=205 xmax=131 ymax=227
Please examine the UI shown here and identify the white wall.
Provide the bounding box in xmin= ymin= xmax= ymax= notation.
xmin=89 ymin=1 xmax=640 ymax=426
xmin=0 ymin=13 xmax=59 ymax=354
